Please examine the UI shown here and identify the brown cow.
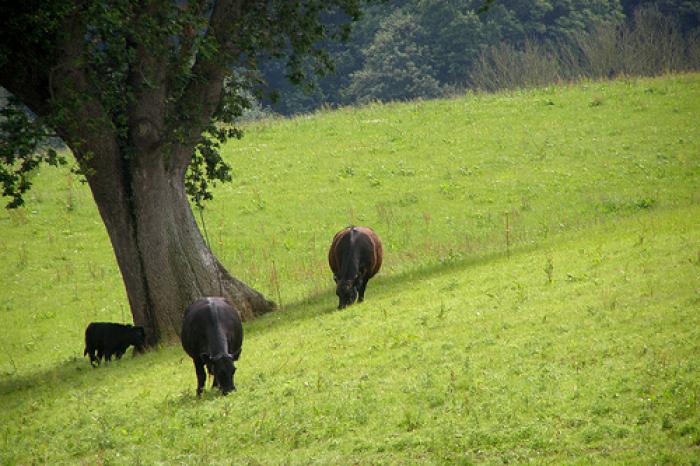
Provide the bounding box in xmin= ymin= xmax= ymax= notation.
xmin=328 ymin=226 xmax=383 ymax=309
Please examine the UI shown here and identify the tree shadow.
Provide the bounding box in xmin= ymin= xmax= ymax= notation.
xmin=247 ymin=244 xmax=536 ymax=336
xmin=0 ymin=351 xmax=143 ymax=398
xmin=158 ymin=385 xmax=228 ymax=410
xmin=2 ymin=243 xmax=536 ymax=396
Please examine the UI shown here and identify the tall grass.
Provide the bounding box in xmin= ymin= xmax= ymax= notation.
xmin=469 ymin=6 xmax=700 ymax=92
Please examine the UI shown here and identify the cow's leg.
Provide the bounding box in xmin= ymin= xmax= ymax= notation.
xmin=96 ymin=349 xmax=104 ymax=365
xmin=195 ymin=359 xmax=207 ymax=397
xmin=207 ymin=362 xmax=220 ymax=389
xmin=357 ymin=278 xmax=369 ymax=303
xmin=115 ymin=346 xmax=126 ymax=360
xmin=88 ymin=351 xmax=99 ymax=367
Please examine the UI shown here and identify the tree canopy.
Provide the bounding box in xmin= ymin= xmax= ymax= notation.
xmin=0 ymin=0 xmax=367 ymax=343
xmin=1 ymin=0 xmax=364 ymax=208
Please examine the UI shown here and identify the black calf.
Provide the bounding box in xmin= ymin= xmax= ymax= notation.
xmin=84 ymin=322 xmax=146 ymax=366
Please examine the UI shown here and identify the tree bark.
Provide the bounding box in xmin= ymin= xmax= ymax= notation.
xmin=83 ymin=142 xmax=274 ymax=345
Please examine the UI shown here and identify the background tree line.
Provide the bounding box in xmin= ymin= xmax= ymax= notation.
xmin=262 ymin=0 xmax=700 ymax=115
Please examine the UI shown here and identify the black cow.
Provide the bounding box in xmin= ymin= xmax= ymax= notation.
xmin=84 ymin=322 xmax=146 ymax=366
xmin=328 ymin=226 xmax=383 ymax=309
xmin=181 ymin=297 xmax=243 ymax=397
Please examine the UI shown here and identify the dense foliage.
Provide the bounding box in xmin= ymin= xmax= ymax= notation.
xmin=0 ymin=0 xmax=365 ymax=208
xmin=621 ymin=0 xmax=700 ymax=31
xmin=264 ymin=0 xmax=700 ymax=114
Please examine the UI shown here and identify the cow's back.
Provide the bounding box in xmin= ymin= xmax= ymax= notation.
xmin=328 ymin=226 xmax=383 ymax=278
xmin=85 ymin=322 xmax=122 ymax=349
xmin=181 ymin=298 xmax=243 ymax=360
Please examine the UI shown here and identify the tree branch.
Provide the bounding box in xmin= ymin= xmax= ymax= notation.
xmin=0 ymin=47 xmax=52 ymax=118
xmin=126 ymin=0 xmax=171 ymax=153
xmin=166 ymin=0 xmax=209 ymax=98
xmin=50 ymin=9 xmax=120 ymax=172
xmin=171 ymin=0 xmax=245 ymax=147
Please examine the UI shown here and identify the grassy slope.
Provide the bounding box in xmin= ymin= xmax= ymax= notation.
xmin=0 ymin=74 xmax=698 ymax=464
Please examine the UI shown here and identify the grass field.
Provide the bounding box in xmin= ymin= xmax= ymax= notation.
xmin=0 ymin=74 xmax=699 ymax=464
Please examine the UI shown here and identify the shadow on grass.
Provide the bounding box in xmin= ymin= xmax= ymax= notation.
xmin=0 ymin=351 xmax=144 ymax=398
xmin=247 ymin=242 xmax=539 ymax=336
xmin=159 ymin=386 xmax=230 ymax=409
xmin=1 ymin=242 xmax=536 ymax=397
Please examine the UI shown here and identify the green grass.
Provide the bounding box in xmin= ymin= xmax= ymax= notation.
xmin=1 ymin=74 xmax=699 ymax=464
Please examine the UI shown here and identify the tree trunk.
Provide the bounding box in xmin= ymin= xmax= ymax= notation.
xmin=83 ymin=143 xmax=274 ymax=345
xmin=1 ymin=0 xmax=277 ymax=346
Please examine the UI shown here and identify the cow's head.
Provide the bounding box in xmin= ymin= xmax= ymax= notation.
xmin=132 ymin=326 xmax=146 ymax=352
xmin=335 ymin=277 xmax=358 ymax=309
xmin=212 ymin=354 xmax=236 ymax=395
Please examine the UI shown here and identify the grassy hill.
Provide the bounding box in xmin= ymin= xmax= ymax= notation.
xmin=0 ymin=74 xmax=698 ymax=464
